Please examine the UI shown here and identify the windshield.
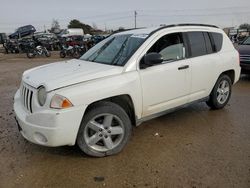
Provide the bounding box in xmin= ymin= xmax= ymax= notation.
xmin=242 ymin=37 xmax=250 ymax=45
xmin=80 ymin=34 xmax=147 ymax=66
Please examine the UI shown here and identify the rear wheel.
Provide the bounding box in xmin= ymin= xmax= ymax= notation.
xmin=77 ymin=102 xmax=132 ymax=157
xmin=26 ymin=51 xmax=34 ymax=58
xmin=73 ymin=51 xmax=80 ymax=59
xmin=60 ymin=51 xmax=66 ymax=58
xmin=206 ymin=74 xmax=232 ymax=109
xmin=45 ymin=50 xmax=51 ymax=57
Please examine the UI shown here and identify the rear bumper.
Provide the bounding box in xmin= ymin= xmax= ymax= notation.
xmin=14 ymin=90 xmax=86 ymax=147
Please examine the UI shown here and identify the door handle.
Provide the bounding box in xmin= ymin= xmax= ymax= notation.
xmin=178 ymin=65 xmax=189 ymax=70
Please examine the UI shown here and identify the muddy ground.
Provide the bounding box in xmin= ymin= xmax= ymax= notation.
xmin=0 ymin=52 xmax=250 ymax=188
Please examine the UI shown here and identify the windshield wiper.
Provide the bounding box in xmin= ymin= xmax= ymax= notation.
xmin=111 ymin=37 xmax=129 ymax=65
xmin=86 ymin=38 xmax=115 ymax=62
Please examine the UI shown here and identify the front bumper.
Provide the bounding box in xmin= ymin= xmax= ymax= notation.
xmin=14 ymin=90 xmax=86 ymax=147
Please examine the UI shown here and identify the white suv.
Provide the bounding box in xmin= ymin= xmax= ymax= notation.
xmin=14 ymin=24 xmax=241 ymax=157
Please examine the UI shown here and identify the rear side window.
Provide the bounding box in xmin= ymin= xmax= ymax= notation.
xmin=210 ymin=32 xmax=223 ymax=52
xmin=187 ymin=32 xmax=207 ymax=57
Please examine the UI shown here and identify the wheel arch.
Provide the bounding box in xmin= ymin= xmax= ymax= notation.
xmin=208 ymin=69 xmax=235 ymax=100
xmin=83 ymin=94 xmax=137 ymax=126
xmin=220 ymin=69 xmax=235 ymax=84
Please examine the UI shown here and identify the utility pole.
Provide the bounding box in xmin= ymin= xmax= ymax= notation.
xmin=134 ymin=11 xmax=137 ymax=29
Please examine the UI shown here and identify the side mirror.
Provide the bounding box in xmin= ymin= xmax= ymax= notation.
xmin=144 ymin=52 xmax=163 ymax=66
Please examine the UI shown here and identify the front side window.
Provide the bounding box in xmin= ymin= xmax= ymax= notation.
xmin=80 ymin=34 xmax=147 ymax=66
xmin=147 ymin=33 xmax=185 ymax=62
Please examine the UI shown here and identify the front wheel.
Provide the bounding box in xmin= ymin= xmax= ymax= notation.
xmin=206 ymin=75 xmax=232 ymax=109
xmin=77 ymin=102 xmax=132 ymax=157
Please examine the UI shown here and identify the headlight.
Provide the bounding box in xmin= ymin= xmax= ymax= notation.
xmin=37 ymin=86 xmax=47 ymax=106
xmin=50 ymin=94 xmax=73 ymax=109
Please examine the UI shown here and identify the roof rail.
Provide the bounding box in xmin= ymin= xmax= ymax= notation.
xmin=162 ymin=23 xmax=218 ymax=28
xmin=150 ymin=23 xmax=219 ymax=36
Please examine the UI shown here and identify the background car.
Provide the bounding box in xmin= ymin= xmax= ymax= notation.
xmin=60 ymin=28 xmax=84 ymax=38
xmin=0 ymin=33 xmax=7 ymax=44
xmin=9 ymin=25 xmax=36 ymax=39
xmin=238 ymin=36 xmax=250 ymax=74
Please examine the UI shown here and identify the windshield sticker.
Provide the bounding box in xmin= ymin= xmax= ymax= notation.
xmin=131 ymin=34 xmax=148 ymax=39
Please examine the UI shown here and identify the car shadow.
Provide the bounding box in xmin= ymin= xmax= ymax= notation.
xmin=240 ymin=74 xmax=250 ymax=81
xmin=26 ymin=143 xmax=90 ymax=158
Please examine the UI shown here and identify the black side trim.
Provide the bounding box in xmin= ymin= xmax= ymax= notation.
xmin=136 ymin=96 xmax=209 ymax=126
xmin=208 ymin=32 xmax=217 ymax=52
xmin=182 ymin=32 xmax=192 ymax=58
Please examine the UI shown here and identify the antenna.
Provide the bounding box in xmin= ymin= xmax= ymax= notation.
xmin=134 ymin=11 xmax=137 ymax=29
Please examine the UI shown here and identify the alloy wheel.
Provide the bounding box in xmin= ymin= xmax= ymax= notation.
xmin=216 ymin=80 xmax=230 ymax=104
xmin=84 ymin=113 xmax=125 ymax=152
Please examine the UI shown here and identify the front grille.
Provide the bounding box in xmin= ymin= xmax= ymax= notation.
xmin=240 ymin=54 xmax=250 ymax=62
xmin=20 ymin=83 xmax=34 ymax=113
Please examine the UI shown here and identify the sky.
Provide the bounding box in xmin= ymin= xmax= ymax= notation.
xmin=0 ymin=0 xmax=250 ymax=33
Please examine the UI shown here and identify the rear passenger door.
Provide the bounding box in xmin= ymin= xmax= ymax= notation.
xmin=186 ymin=31 xmax=219 ymax=102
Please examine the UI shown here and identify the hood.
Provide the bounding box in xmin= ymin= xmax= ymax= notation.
xmin=22 ymin=59 xmax=124 ymax=91
xmin=237 ymin=45 xmax=250 ymax=55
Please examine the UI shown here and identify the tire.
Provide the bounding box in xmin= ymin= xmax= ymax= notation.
xmin=26 ymin=51 xmax=34 ymax=58
xmin=73 ymin=51 xmax=80 ymax=59
xmin=60 ymin=51 xmax=66 ymax=58
xmin=77 ymin=101 xmax=132 ymax=157
xmin=206 ymin=74 xmax=232 ymax=109
xmin=45 ymin=50 xmax=51 ymax=57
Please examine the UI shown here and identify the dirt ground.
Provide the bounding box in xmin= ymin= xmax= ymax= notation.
xmin=0 ymin=52 xmax=250 ymax=188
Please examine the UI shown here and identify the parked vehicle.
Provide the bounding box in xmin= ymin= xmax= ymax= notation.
xmin=238 ymin=36 xmax=250 ymax=74
xmin=34 ymin=32 xmax=57 ymax=40
xmin=33 ymin=32 xmax=60 ymax=50
xmin=64 ymin=35 xmax=84 ymax=46
xmin=26 ymin=45 xmax=50 ymax=58
xmin=74 ymin=45 xmax=87 ymax=57
xmin=18 ymin=38 xmax=34 ymax=53
xmin=9 ymin=25 xmax=36 ymax=39
xmin=60 ymin=28 xmax=84 ymax=38
xmin=14 ymin=24 xmax=241 ymax=157
xmin=91 ymin=35 xmax=106 ymax=44
xmin=0 ymin=33 xmax=7 ymax=44
xmin=59 ymin=45 xmax=80 ymax=58
xmin=4 ymin=39 xmax=19 ymax=53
